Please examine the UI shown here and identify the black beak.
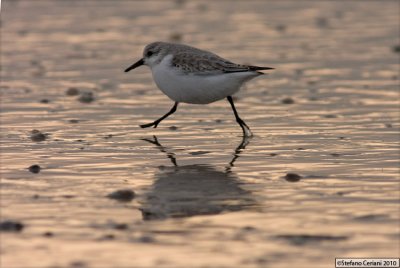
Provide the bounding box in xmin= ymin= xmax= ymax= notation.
xmin=124 ymin=58 xmax=144 ymax=72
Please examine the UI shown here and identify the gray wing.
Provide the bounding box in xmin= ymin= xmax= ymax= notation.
xmin=171 ymin=52 xmax=273 ymax=75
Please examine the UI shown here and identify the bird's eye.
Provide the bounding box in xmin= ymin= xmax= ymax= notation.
xmin=146 ymin=51 xmax=154 ymax=57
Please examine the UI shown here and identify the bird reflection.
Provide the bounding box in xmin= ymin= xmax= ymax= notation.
xmin=139 ymin=136 xmax=257 ymax=220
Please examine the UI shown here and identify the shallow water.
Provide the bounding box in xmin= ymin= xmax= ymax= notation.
xmin=1 ymin=1 xmax=399 ymax=267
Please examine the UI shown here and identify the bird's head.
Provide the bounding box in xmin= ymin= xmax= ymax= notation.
xmin=125 ymin=42 xmax=167 ymax=72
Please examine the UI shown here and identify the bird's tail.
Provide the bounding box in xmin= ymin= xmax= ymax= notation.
xmin=248 ymin=66 xmax=274 ymax=71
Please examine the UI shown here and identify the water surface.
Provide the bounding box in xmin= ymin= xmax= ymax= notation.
xmin=1 ymin=1 xmax=399 ymax=267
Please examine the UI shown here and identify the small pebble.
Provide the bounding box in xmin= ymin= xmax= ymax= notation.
xmin=69 ymin=119 xmax=79 ymax=124
xmin=0 ymin=220 xmax=24 ymax=232
xmin=241 ymin=226 xmax=256 ymax=231
xmin=113 ymin=223 xmax=128 ymax=230
xmin=43 ymin=231 xmax=54 ymax=237
xmin=169 ymin=126 xmax=178 ymax=130
xmin=281 ymin=97 xmax=295 ymax=104
xmin=275 ymin=24 xmax=287 ymax=32
xmin=40 ymin=99 xmax=49 ymax=103
xmin=66 ymin=87 xmax=79 ymax=96
xmin=284 ymin=173 xmax=302 ymax=182
xmin=269 ymin=153 xmax=278 ymax=156
xmin=138 ymin=235 xmax=155 ymax=243
xmin=70 ymin=261 xmax=86 ymax=268
xmin=99 ymin=234 xmax=115 ymax=240
xmin=324 ymin=114 xmax=337 ymax=118
xmin=392 ymin=45 xmax=400 ymax=53
xmin=30 ymin=129 xmax=47 ymax=142
xmin=307 ymin=80 xmax=317 ymax=85
xmin=78 ymin=92 xmax=94 ymax=103
xmin=331 ymin=153 xmax=341 ymax=157
xmin=28 ymin=164 xmax=41 ymax=174
xmin=385 ymin=123 xmax=392 ymax=128
xmin=107 ymin=189 xmax=135 ymax=202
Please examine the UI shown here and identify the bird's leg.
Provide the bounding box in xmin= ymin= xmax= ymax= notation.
xmin=140 ymin=102 xmax=179 ymax=128
xmin=227 ymin=96 xmax=253 ymax=137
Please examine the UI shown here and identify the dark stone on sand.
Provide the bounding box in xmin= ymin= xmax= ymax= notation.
xmin=140 ymin=209 xmax=166 ymax=220
xmin=269 ymin=153 xmax=278 ymax=156
xmin=112 ymin=223 xmax=128 ymax=230
xmin=353 ymin=214 xmax=388 ymax=221
xmin=28 ymin=164 xmax=41 ymax=174
xmin=40 ymin=99 xmax=49 ymax=103
xmin=385 ymin=123 xmax=392 ymax=128
xmin=284 ymin=173 xmax=302 ymax=182
xmin=103 ymin=134 xmax=113 ymax=139
xmin=69 ymin=119 xmax=79 ymax=124
xmin=275 ymin=24 xmax=287 ymax=32
xmin=66 ymin=87 xmax=80 ymax=96
xmin=78 ymin=92 xmax=94 ymax=103
xmin=307 ymin=80 xmax=317 ymax=85
xmin=107 ymin=189 xmax=135 ymax=202
xmin=70 ymin=261 xmax=87 ymax=268
xmin=276 ymin=234 xmax=347 ymax=246
xmin=138 ymin=235 xmax=155 ymax=243
xmin=324 ymin=114 xmax=337 ymax=118
xmin=242 ymin=226 xmax=256 ymax=231
xmin=30 ymin=129 xmax=47 ymax=142
xmin=392 ymin=45 xmax=400 ymax=53
xmin=99 ymin=234 xmax=115 ymax=240
xmin=43 ymin=231 xmax=54 ymax=237
xmin=0 ymin=220 xmax=24 ymax=232
xmin=169 ymin=126 xmax=178 ymax=130
xmin=331 ymin=153 xmax=341 ymax=157
xmin=281 ymin=97 xmax=295 ymax=104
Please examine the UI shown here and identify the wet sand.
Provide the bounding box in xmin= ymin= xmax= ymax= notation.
xmin=1 ymin=1 xmax=399 ymax=267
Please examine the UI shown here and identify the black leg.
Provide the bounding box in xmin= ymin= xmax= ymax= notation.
xmin=140 ymin=102 xmax=179 ymax=128
xmin=227 ymin=96 xmax=252 ymax=137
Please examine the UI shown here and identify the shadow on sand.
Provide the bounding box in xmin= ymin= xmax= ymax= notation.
xmin=139 ymin=136 xmax=258 ymax=220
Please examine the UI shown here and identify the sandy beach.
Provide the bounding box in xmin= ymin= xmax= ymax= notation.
xmin=1 ymin=1 xmax=399 ymax=267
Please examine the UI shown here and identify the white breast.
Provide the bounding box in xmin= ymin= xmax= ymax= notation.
xmin=150 ymin=54 xmax=260 ymax=104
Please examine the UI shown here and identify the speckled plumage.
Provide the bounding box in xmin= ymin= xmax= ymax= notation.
xmin=143 ymin=42 xmax=271 ymax=75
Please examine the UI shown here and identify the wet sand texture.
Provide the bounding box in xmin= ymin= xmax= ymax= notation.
xmin=1 ymin=1 xmax=399 ymax=268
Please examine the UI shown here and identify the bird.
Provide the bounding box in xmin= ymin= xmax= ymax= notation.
xmin=124 ymin=42 xmax=274 ymax=137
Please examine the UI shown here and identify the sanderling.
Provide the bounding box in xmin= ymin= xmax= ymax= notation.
xmin=125 ymin=42 xmax=274 ymax=137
